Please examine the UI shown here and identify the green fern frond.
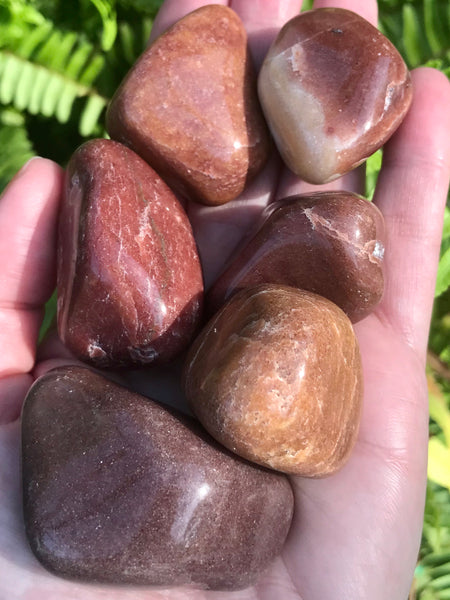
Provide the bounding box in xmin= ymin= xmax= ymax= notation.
xmin=379 ymin=0 xmax=450 ymax=71
xmin=0 ymin=50 xmax=108 ymax=133
xmin=14 ymin=21 xmax=53 ymax=58
xmin=87 ymin=0 xmax=117 ymax=51
xmin=0 ymin=17 xmax=109 ymax=135
xmin=402 ymin=3 xmax=428 ymax=66
xmin=97 ymin=16 xmax=153 ymax=95
xmin=0 ymin=108 xmax=35 ymax=191
xmin=79 ymin=94 xmax=107 ymax=136
xmin=424 ymin=0 xmax=449 ymax=56
xmin=116 ymin=0 xmax=163 ymax=16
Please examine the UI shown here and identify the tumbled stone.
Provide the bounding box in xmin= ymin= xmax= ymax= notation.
xmin=22 ymin=366 xmax=294 ymax=590
xmin=258 ymin=8 xmax=412 ymax=184
xmin=57 ymin=139 xmax=203 ymax=367
xmin=184 ymin=284 xmax=363 ymax=477
xmin=208 ymin=191 xmax=385 ymax=322
xmin=106 ymin=4 xmax=270 ymax=206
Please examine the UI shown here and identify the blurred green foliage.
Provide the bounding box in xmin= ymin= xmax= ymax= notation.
xmin=0 ymin=1 xmax=450 ymax=597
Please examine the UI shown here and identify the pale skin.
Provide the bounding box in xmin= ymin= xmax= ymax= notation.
xmin=1 ymin=0 xmax=450 ymax=598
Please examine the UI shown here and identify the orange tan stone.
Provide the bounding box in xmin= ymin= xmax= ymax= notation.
xmin=184 ymin=284 xmax=363 ymax=477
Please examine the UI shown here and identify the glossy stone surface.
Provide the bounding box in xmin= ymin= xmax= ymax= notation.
xmin=57 ymin=139 xmax=203 ymax=367
xmin=184 ymin=285 xmax=363 ymax=477
xmin=22 ymin=366 xmax=294 ymax=590
xmin=258 ymin=8 xmax=412 ymax=184
xmin=208 ymin=191 xmax=385 ymax=322
xmin=106 ymin=5 xmax=270 ymax=206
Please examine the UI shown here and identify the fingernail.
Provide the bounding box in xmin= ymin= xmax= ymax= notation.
xmin=17 ymin=156 xmax=41 ymax=176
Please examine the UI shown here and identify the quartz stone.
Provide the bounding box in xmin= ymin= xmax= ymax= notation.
xmin=57 ymin=139 xmax=203 ymax=367
xmin=106 ymin=4 xmax=270 ymax=206
xmin=258 ymin=8 xmax=412 ymax=184
xmin=22 ymin=366 xmax=294 ymax=590
xmin=184 ymin=284 xmax=363 ymax=477
xmin=208 ymin=191 xmax=385 ymax=322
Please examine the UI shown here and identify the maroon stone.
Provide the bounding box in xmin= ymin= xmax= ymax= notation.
xmin=258 ymin=8 xmax=412 ymax=184
xmin=21 ymin=366 xmax=294 ymax=590
xmin=57 ymin=139 xmax=203 ymax=367
xmin=106 ymin=4 xmax=270 ymax=206
xmin=208 ymin=191 xmax=385 ymax=322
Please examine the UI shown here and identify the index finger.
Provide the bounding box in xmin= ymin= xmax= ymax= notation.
xmin=149 ymin=0 xmax=227 ymax=42
xmin=147 ymin=1 xmax=304 ymax=287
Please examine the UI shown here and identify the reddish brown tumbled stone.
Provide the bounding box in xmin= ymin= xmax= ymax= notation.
xmin=208 ymin=191 xmax=385 ymax=322
xmin=184 ymin=284 xmax=363 ymax=477
xmin=258 ymin=8 xmax=412 ymax=184
xmin=57 ymin=139 xmax=203 ymax=367
xmin=22 ymin=366 xmax=294 ymax=590
xmin=106 ymin=5 xmax=270 ymax=206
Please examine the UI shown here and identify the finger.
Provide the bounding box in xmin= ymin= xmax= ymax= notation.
xmin=276 ymin=164 xmax=366 ymax=199
xmin=230 ymin=0 xmax=303 ymax=68
xmin=0 ymin=374 xmax=32 ymax=424
xmin=312 ymin=0 xmax=377 ymax=26
xmin=373 ymin=67 xmax=450 ymax=359
xmin=0 ymin=158 xmax=63 ymax=377
xmin=189 ymin=1 xmax=302 ymax=286
xmin=149 ymin=0 xmax=228 ymax=43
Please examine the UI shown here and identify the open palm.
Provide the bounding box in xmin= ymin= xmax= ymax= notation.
xmin=1 ymin=1 xmax=450 ymax=599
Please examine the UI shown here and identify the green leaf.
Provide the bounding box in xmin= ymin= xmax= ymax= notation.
xmin=65 ymin=40 xmax=95 ymax=80
xmin=79 ymin=93 xmax=107 ymax=135
xmin=435 ymin=246 xmax=450 ymax=298
xmin=424 ymin=0 xmax=448 ymax=55
xmin=38 ymin=288 xmax=57 ymax=343
xmin=402 ymin=3 xmax=426 ymax=66
xmin=442 ymin=207 xmax=450 ymax=244
xmin=78 ymin=53 xmax=105 ymax=86
xmin=365 ymin=149 xmax=383 ymax=200
xmin=430 ymin=561 xmax=450 ymax=579
xmin=428 ymin=374 xmax=450 ymax=446
xmin=430 ymin=573 xmax=450 ymax=590
xmin=0 ymin=53 xmax=22 ymax=104
xmin=428 ymin=438 xmax=450 ymax=491
xmin=0 ymin=114 xmax=35 ymax=192
xmin=116 ymin=0 xmax=163 ymax=16
xmin=14 ymin=21 xmax=53 ymax=59
xmin=87 ymin=0 xmax=117 ymax=51
xmin=14 ymin=60 xmax=37 ymax=110
xmin=0 ymin=0 xmax=46 ymax=27
xmin=422 ymin=552 xmax=450 ymax=568
xmin=0 ymin=35 xmax=109 ymax=134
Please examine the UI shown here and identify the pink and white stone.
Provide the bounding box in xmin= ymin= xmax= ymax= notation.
xmin=258 ymin=8 xmax=412 ymax=184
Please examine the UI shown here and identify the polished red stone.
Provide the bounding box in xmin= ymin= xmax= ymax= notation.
xmin=22 ymin=366 xmax=294 ymax=589
xmin=106 ymin=4 xmax=270 ymax=206
xmin=57 ymin=139 xmax=203 ymax=367
xmin=208 ymin=191 xmax=385 ymax=322
xmin=258 ymin=8 xmax=412 ymax=184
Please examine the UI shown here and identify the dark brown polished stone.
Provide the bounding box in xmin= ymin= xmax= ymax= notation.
xmin=22 ymin=366 xmax=294 ymax=590
xmin=258 ymin=8 xmax=412 ymax=184
xmin=57 ymin=139 xmax=203 ymax=367
xmin=106 ymin=4 xmax=270 ymax=206
xmin=184 ymin=284 xmax=363 ymax=477
xmin=207 ymin=191 xmax=385 ymax=322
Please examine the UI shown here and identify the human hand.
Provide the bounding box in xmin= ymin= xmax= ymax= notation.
xmin=1 ymin=1 xmax=450 ymax=599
